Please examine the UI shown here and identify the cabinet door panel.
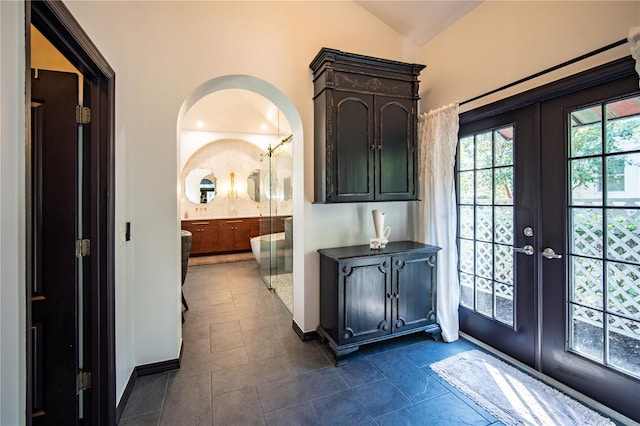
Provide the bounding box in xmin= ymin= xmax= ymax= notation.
xmin=233 ymin=221 xmax=252 ymax=251
xmin=393 ymin=253 xmax=437 ymax=332
xmin=181 ymin=221 xmax=208 ymax=254
xmin=340 ymin=257 xmax=391 ymax=344
xmin=333 ymin=92 xmax=374 ymax=202
xmin=199 ymin=222 xmax=218 ymax=254
xmin=377 ymin=96 xmax=415 ymax=200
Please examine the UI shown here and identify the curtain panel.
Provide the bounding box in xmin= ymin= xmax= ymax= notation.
xmin=415 ymin=103 xmax=460 ymax=342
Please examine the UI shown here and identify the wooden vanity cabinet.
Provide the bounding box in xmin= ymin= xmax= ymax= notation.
xmin=317 ymin=241 xmax=441 ymax=364
xmin=181 ymin=220 xmax=218 ymax=254
xmin=217 ymin=219 xmax=253 ymax=252
xmin=181 ymin=216 xmax=288 ymax=255
xmin=310 ymin=48 xmax=425 ymax=203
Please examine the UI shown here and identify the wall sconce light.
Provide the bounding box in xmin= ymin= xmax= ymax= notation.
xmin=228 ymin=171 xmax=238 ymax=199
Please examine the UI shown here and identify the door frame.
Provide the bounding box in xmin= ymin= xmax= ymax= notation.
xmin=457 ymin=105 xmax=539 ymax=368
xmin=539 ymin=73 xmax=640 ymax=422
xmin=25 ymin=1 xmax=115 ymax=424
xmin=459 ymin=57 xmax=638 ymax=418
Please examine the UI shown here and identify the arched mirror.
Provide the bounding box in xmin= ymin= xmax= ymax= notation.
xmin=185 ymin=168 xmax=216 ymax=204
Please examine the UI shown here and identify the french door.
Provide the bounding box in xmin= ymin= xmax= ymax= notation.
xmin=457 ymin=60 xmax=640 ymax=422
xmin=457 ymin=106 xmax=538 ymax=367
xmin=540 ymin=75 xmax=640 ymax=421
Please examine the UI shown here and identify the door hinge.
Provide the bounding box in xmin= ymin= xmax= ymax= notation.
xmin=76 ymin=371 xmax=91 ymax=393
xmin=76 ymin=239 xmax=91 ymax=257
xmin=76 ymin=105 xmax=91 ymax=124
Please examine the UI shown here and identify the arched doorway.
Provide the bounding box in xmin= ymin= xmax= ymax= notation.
xmin=177 ymin=75 xmax=304 ymax=321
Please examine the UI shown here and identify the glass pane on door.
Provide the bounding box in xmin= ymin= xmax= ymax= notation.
xmin=567 ymin=96 xmax=640 ymax=378
xmin=457 ymin=126 xmax=515 ymax=326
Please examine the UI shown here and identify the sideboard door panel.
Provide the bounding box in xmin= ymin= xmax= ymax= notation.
xmin=340 ymin=257 xmax=391 ymax=344
xmin=393 ymin=253 xmax=437 ymax=333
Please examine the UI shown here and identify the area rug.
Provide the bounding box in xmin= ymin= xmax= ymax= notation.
xmin=430 ymin=350 xmax=614 ymax=426
xmin=188 ymin=252 xmax=255 ymax=266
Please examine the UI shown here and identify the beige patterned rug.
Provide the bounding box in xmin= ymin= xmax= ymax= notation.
xmin=430 ymin=350 xmax=614 ymax=426
xmin=188 ymin=252 xmax=255 ymax=266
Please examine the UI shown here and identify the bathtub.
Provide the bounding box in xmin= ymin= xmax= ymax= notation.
xmin=250 ymin=232 xmax=286 ymax=263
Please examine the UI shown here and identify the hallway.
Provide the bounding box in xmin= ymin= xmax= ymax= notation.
xmin=117 ymin=261 xmax=539 ymax=424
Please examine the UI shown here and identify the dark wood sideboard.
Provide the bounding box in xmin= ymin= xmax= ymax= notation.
xmin=317 ymin=241 xmax=441 ymax=364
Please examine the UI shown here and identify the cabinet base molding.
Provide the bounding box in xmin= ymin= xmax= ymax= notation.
xmin=317 ymin=323 xmax=441 ymax=366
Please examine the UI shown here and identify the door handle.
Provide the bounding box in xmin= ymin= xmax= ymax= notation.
xmin=512 ymin=245 xmax=534 ymax=256
xmin=542 ymin=247 xmax=562 ymax=259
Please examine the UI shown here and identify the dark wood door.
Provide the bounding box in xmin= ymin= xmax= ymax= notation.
xmin=332 ymin=91 xmax=374 ymax=202
xmin=392 ymin=252 xmax=438 ymax=333
xmin=457 ymin=106 xmax=538 ymax=367
xmin=340 ymin=256 xmax=391 ymax=344
xmin=376 ymin=96 xmax=415 ymax=201
xmin=30 ymin=69 xmax=82 ymax=424
xmin=458 ymin=62 xmax=640 ymax=422
xmin=540 ymin=74 xmax=640 ymax=422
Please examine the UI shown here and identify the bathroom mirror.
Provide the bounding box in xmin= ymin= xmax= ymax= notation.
xmin=185 ymin=168 xmax=217 ymax=204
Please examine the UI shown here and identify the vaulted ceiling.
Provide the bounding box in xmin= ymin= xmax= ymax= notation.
xmin=355 ymin=0 xmax=481 ymax=46
xmin=181 ymin=1 xmax=482 ymax=135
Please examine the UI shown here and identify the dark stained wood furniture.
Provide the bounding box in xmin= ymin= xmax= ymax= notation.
xmin=317 ymin=241 xmax=441 ymax=364
xmin=310 ymin=48 xmax=425 ymax=203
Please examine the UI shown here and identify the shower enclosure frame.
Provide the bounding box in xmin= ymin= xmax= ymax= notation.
xmin=258 ymin=135 xmax=293 ymax=313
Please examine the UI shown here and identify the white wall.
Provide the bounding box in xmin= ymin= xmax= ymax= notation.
xmin=0 ymin=1 xmax=26 ymax=424
xmin=64 ymin=0 xmax=419 ymax=406
xmin=418 ymin=1 xmax=640 ymax=113
xmin=3 ymin=1 xmax=638 ymax=421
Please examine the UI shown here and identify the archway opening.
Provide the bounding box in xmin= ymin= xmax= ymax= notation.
xmin=177 ymin=75 xmax=304 ymax=320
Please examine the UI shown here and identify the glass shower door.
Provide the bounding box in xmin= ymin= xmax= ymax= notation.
xmin=259 ymin=135 xmax=293 ymax=313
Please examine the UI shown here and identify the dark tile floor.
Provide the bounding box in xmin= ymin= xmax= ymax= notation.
xmin=116 ymin=260 xmax=610 ymax=425
xmin=118 ymin=259 xmax=498 ymax=425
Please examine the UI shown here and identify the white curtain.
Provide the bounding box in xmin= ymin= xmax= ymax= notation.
xmin=415 ymin=103 xmax=460 ymax=342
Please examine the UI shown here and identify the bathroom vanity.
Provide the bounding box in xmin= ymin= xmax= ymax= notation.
xmin=181 ymin=216 xmax=286 ymax=255
xmin=317 ymin=241 xmax=441 ymax=364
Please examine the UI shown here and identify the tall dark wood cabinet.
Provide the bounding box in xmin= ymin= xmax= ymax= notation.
xmin=318 ymin=241 xmax=441 ymax=364
xmin=310 ymin=48 xmax=425 ymax=203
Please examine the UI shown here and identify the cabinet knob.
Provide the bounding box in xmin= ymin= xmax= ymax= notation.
xmin=342 ymin=332 xmax=350 ymax=340
xmin=382 ymin=324 xmax=389 ymax=331
xmin=429 ymin=313 xmax=435 ymax=321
